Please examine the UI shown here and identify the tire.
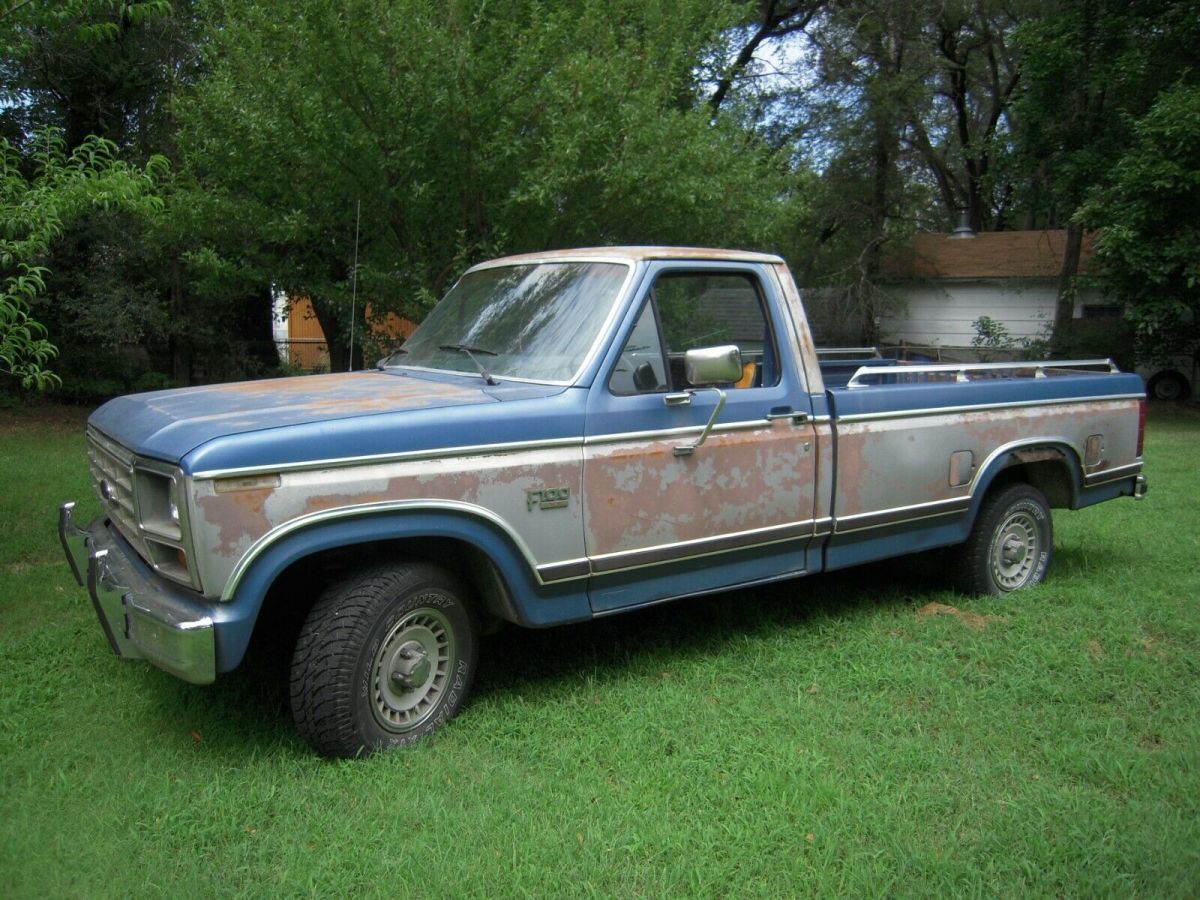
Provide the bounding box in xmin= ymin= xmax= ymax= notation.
xmin=290 ymin=561 xmax=478 ymax=758
xmin=955 ymin=483 xmax=1053 ymax=596
xmin=1148 ymin=371 xmax=1189 ymax=402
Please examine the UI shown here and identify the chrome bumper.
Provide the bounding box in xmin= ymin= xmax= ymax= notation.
xmin=1134 ymin=474 xmax=1149 ymax=500
xmin=58 ymin=502 xmax=216 ymax=685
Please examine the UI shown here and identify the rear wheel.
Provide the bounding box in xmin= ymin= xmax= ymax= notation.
xmin=1148 ymin=371 xmax=1189 ymax=402
xmin=955 ymin=483 xmax=1053 ymax=596
xmin=290 ymin=561 xmax=477 ymax=758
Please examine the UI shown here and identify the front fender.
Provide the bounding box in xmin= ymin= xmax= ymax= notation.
xmin=212 ymin=501 xmax=591 ymax=673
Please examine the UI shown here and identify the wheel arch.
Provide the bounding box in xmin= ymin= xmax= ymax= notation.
xmin=968 ymin=439 xmax=1083 ymax=521
xmin=212 ymin=503 xmax=588 ymax=673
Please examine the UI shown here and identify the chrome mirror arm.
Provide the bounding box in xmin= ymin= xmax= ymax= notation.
xmin=673 ymin=388 xmax=727 ymax=457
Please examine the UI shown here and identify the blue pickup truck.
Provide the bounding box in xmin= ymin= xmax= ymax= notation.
xmin=60 ymin=247 xmax=1148 ymax=757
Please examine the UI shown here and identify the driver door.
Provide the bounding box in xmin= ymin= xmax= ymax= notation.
xmin=582 ymin=264 xmax=819 ymax=612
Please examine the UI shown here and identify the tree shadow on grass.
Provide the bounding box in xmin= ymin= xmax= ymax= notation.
xmin=134 ymin=552 xmax=951 ymax=759
xmin=471 ymin=552 xmax=950 ymax=702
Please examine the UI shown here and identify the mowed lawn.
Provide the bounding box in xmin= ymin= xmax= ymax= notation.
xmin=1 ymin=403 xmax=1197 ymax=897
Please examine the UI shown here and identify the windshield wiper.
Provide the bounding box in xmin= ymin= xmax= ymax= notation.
xmin=377 ymin=347 xmax=407 ymax=369
xmin=439 ymin=344 xmax=499 ymax=385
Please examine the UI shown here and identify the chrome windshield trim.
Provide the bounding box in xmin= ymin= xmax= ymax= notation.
xmin=382 ymin=365 xmax=577 ymax=387
xmin=834 ymin=393 xmax=1145 ymax=424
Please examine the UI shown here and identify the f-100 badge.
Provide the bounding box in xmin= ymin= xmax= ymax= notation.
xmin=526 ymin=487 xmax=570 ymax=511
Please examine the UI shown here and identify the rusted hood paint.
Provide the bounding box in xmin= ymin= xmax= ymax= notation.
xmin=89 ymin=370 xmax=508 ymax=463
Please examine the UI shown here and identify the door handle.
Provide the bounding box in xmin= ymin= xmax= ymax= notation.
xmin=766 ymin=406 xmax=809 ymax=423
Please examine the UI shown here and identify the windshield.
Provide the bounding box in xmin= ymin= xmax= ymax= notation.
xmin=387 ymin=261 xmax=630 ymax=383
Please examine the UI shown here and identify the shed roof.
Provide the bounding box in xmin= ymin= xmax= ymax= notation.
xmin=881 ymin=230 xmax=1096 ymax=281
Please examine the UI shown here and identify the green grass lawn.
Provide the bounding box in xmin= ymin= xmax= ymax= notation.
xmin=2 ymin=403 xmax=1197 ymax=897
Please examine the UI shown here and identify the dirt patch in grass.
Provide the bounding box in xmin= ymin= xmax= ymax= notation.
xmin=0 ymin=403 xmax=91 ymax=434
xmin=915 ymin=601 xmax=1007 ymax=631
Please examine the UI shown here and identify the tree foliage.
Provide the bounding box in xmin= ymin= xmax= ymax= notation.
xmin=3 ymin=0 xmax=1198 ymax=386
xmin=1080 ymin=83 xmax=1200 ymax=363
xmin=176 ymin=0 xmax=791 ymax=370
xmin=0 ymin=131 xmax=166 ymax=388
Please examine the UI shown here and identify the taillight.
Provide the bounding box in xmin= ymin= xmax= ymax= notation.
xmin=1136 ymin=398 xmax=1147 ymax=458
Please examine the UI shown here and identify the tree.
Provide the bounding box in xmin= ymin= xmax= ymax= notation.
xmin=1 ymin=0 xmax=194 ymax=155
xmin=176 ymin=0 xmax=791 ymax=371
xmin=1080 ymin=83 xmax=1200 ymax=365
xmin=0 ymin=132 xmax=166 ymax=389
xmin=903 ymin=0 xmax=1027 ymax=233
xmin=1010 ymin=0 xmax=1200 ymax=351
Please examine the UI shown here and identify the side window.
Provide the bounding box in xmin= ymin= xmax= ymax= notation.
xmin=655 ymin=272 xmax=779 ymax=389
xmin=609 ymin=300 xmax=668 ymax=395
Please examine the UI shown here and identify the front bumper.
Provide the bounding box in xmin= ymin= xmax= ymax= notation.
xmin=59 ymin=502 xmax=216 ymax=684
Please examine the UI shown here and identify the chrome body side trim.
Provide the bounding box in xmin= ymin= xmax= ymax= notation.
xmin=833 ymin=497 xmax=971 ymax=534
xmin=834 ymin=393 xmax=1146 ymax=424
xmin=535 ymin=559 xmax=591 ymax=582
xmin=588 ymin=520 xmax=814 ymax=575
xmin=1082 ymin=461 xmax=1145 ymax=487
xmin=191 ymin=435 xmax=585 ymax=480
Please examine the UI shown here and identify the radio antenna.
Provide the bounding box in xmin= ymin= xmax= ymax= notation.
xmin=348 ymin=199 xmax=361 ymax=371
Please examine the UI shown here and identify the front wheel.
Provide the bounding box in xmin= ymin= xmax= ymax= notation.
xmin=290 ymin=561 xmax=478 ymax=758
xmin=955 ymin=483 xmax=1053 ymax=596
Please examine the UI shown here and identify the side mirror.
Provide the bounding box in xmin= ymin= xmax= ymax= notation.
xmin=670 ymin=345 xmax=742 ymax=458
xmin=684 ymin=345 xmax=742 ymax=386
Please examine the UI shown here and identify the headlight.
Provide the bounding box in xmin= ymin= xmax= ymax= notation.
xmin=133 ymin=465 xmax=198 ymax=589
xmin=134 ymin=469 xmax=183 ymax=540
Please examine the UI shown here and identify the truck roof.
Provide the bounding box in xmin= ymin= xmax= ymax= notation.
xmin=470 ymin=246 xmax=786 ymax=269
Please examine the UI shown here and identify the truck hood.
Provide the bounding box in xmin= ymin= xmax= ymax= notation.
xmin=89 ymin=370 xmax=500 ymax=462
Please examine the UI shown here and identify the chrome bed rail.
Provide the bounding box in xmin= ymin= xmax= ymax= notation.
xmin=845 ymin=358 xmax=1120 ymax=388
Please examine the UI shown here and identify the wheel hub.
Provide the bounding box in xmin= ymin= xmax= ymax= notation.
xmin=390 ymin=641 xmax=432 ymax=690
xmin=1001 ymin=537 xmax=1027 ymax=566
xmin=370 ymin=606 xmax=455 ymax=734
xmin=990 ymin=509 xmax=1040 ymax=590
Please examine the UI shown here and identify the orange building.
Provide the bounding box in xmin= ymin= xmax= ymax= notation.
xmin=279 ymin=296 xmax=416 ymax=372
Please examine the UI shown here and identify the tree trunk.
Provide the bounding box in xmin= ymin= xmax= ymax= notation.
xmin=309 ymin=296 xmax=364 ymax=373
xmin=168 ymin=257 xmax=192 ymax=385
xmin=1051 ymin=222 xmax=1084 ymax=354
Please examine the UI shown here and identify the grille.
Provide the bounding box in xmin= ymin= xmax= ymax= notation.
xmin=87 ymin=429 xmax=141 ymax=548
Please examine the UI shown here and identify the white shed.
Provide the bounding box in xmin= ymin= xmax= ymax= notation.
xmin=877 ymin=229 xmax=1113 ymax=355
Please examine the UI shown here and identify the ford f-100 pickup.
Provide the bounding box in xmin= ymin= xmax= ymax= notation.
xmin=59 ymin=247 xmax=1148 ymax=756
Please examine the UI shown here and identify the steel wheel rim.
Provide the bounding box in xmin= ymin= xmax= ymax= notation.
xmin=990 ymin=509 xmax=1040 ymax=590
xmin=371 ymin=604 xmax=454 ymax=733
xmin=1155 ymin=378 xmax=1181 ymax=401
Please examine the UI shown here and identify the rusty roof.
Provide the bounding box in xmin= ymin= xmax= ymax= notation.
xmin=881 ymin=230 xmax=1096 ymax=281
xmin=473 ymin=246 xmax=785 ymax=269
